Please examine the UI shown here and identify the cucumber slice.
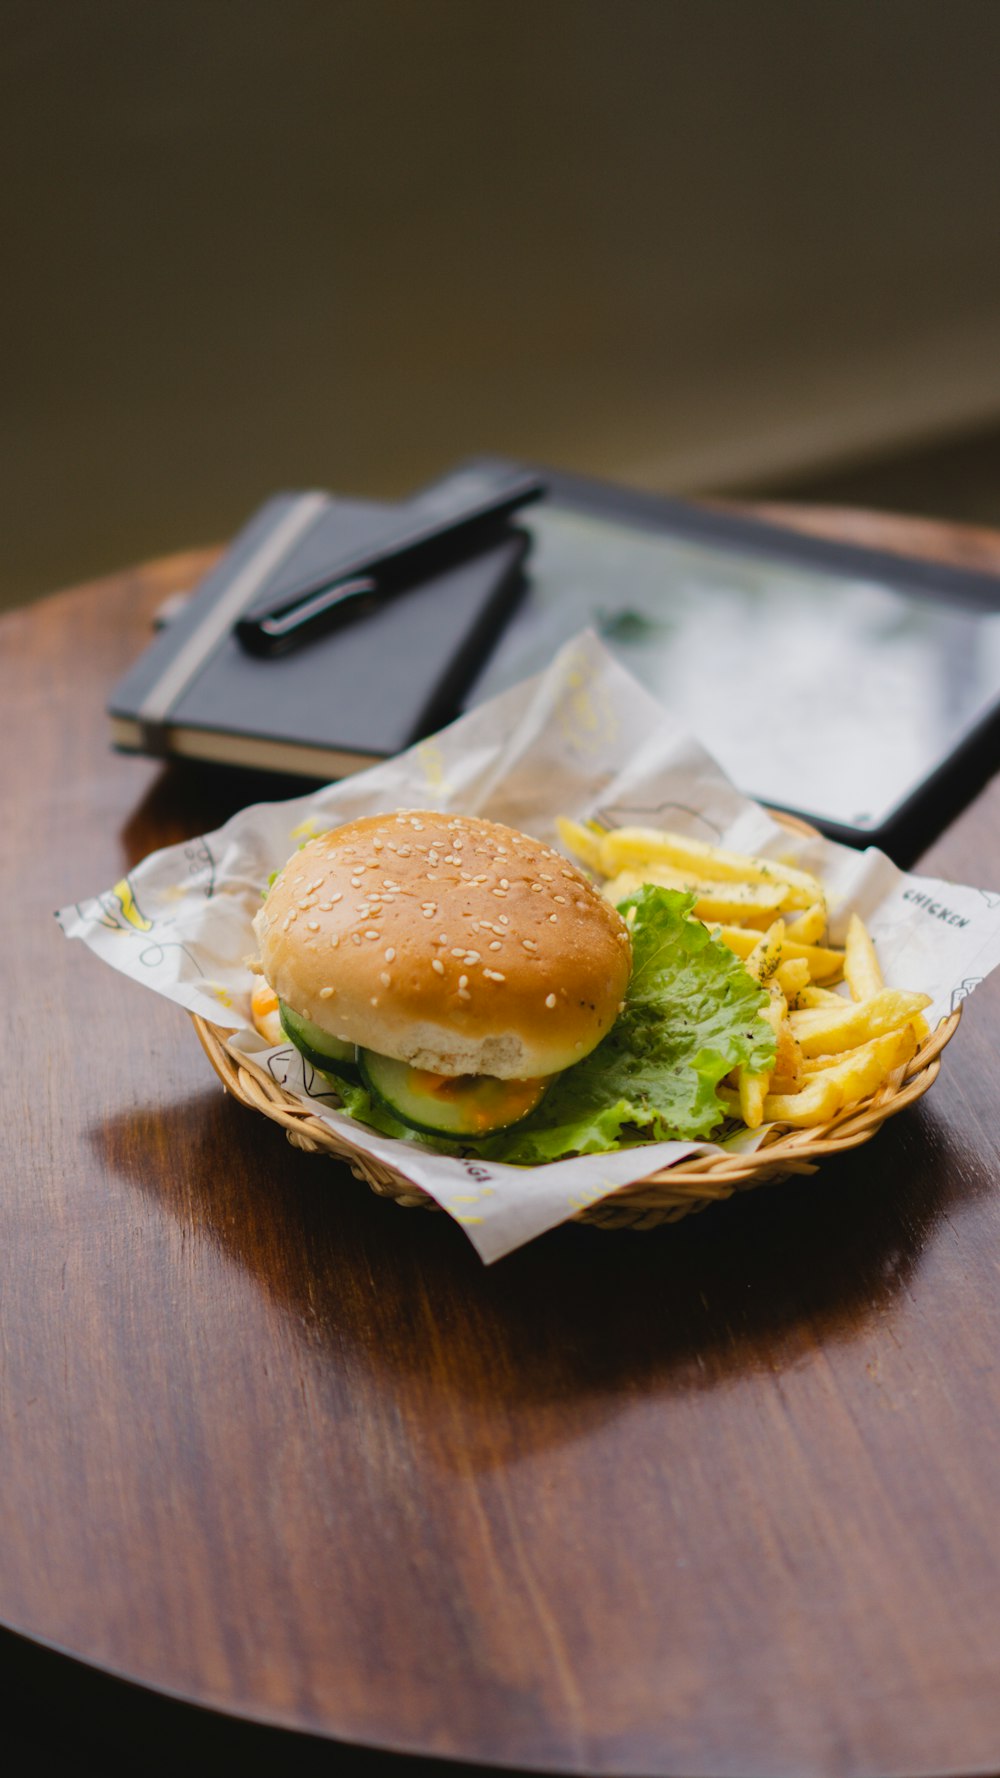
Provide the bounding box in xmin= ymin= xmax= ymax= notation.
xmin=359 ymin=1050 xmax=548 ymax=1138
xmin=279 ymin=1000 xmax=359 ymax=1079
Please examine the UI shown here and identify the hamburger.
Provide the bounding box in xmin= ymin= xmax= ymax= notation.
xmin=252 ymin=810 xmax=632 ymax=1139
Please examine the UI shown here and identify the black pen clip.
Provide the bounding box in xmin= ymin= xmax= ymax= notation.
xmin=236 ymin=471 xmax=545 ymax=657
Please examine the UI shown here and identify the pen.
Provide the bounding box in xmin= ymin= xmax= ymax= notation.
xmin=236 ymin=469 xmax=545 ymax=656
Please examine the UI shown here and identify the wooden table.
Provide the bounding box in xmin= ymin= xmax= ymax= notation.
xmin=5 ymin=509 xmax=1000 ymax=1776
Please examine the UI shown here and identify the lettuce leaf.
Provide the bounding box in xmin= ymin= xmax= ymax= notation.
xmin=481 ymin=886 xmax=775 ymax=1162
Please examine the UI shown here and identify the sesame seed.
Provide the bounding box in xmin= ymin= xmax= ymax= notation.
xmin=540 ymin=873 xmax=553 ymax=882
xmin=329 ymin=936 xmax=339 ymax=947
xmin=451 ymin=948 xmax=466 ymax=957
xmin=373 ymin=838 xmax=383 ymax=851
xmin=553 ymin=894 xmax=567 ymax=904
xmin=432 ymin=958 xmax=445 ymax=975
xmin=331 ymin=892 xmax=342 ymax=903
xmin=352 ymin=933 xmax=362 ymax=946
xmin=370 ymin=996 xmax=379 ymax=1007
xmin=458 ymin=987 xmax=471 ymax=1001
xmin=490 ymin=940 xmax=503 ymax=951
xmin=545 ymin=993 xmax=557 ymax=1009
xmin=522 ymin=939 xmax=537 ymax=951
xmin=483 ymin=968 xmax=506 ymax=982
xmin=498 ymin=915 xmax=509 ymax=925
xmin=500 ymin=877 xmax=509 ymax=889
xmin=307 ymin=920 xmax=320 ymax=932
xmin=320 ymin=986 xmax=335 ymax=1000
xmin=384 ymin=947 xmax=395 ymax=962
xmin=281 ymin=916 xmax=291 ymax=931
xmin=549 ymin=913 xmax=558 ymax=923
xmin=464 ymin=950 xmax=480 ymax=964
xmin=438 ymin=933 xmax=449 ymax=944
xmin=459 ymin=974 xmax=468 ymax=988
xmin=380 ymin=971 xmax=391 ymax=987
xmin=298 ymin=898 xmax=315 ymax=910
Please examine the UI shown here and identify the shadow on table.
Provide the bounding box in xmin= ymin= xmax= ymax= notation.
xmin=90 ymin=1075 xmax=989 ymax=1475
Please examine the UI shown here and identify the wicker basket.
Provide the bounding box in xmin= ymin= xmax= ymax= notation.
xmin=192 ymin=1004 xmax=960 ymax=1231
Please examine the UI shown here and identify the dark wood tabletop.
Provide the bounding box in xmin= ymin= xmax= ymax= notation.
xmin=5 ymin=508 xmax=1000 ymax=1778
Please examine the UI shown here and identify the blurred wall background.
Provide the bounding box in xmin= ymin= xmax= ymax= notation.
xmin=4 ymin=0 xmax=1000 ymax=610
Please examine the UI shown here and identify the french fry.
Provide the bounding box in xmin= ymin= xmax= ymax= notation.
xmin=774 ymin=957 xmax=811 ymax=1003
xmin=770 ymin=985 xmax=804 ymax=1093
xmin=555 ymin=816 xmax=605 ymax=875
xmin=762 ymin=1026 xmax=917 ymax=1126
xmin=785 ymin=901 xmax=828 ymax=945
xmin=596 ymin=827 xmax=825 ymax=911
xmin=789 ymin=988 xmax=931 ymax=1057
xmin=844 ymin=912 xmax=883 ymax=1002
xmin=795 ymin=984 xmax=849 ymax=1009
xmin=737 ymin=982 xmax=787 ymax=1128
xmin=760 ymin=1074 xmax=841 ymax=1127
xmin=602 ymin=867 xmax=789 ymax=925
xmin=712 ymin=925 xmax=844 ymax=983
xmin=746 ymin=919 xmax=785 ymax=983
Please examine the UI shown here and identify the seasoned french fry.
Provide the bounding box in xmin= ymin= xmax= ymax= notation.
xmin=602 ymin=867 xmax=789 ymax=925
xmin=555 ymin=816 xmax=605 ymax=874
xmin=597 ymin=827 xmax=825 ymax=910
xmin=774 ymin=957 xmax=811 ymax=1002
xmin=844 ymin=912 xmax=883 ymax=1002
xmin=712 ymin=924 xmax=844 ymax=982
xmin=789 ymin=988 xmax=931 ymax=1057
xmin=795 ymin=984 xmax=849 ymax=1009
xmin=746 ymin=919 xmax=785 ymax=983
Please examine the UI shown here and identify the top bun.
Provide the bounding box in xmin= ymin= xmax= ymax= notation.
xmin=253 ymin=810 xmax=631 ymax=1079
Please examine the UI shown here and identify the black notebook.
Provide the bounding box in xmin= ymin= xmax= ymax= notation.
xmin=109 ymin=485 xmax=528 ymax=778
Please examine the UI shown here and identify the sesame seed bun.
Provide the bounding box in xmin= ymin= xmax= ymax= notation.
xmin=253 ymin=810 xmax=631 ymax=1079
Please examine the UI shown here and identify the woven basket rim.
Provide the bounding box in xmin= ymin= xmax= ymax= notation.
xmin=192 ymin=1001 xmax=960 ymax=1228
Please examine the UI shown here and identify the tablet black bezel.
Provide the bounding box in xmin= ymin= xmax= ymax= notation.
xmin=462 ymin=456 xmax=1000 ymax=862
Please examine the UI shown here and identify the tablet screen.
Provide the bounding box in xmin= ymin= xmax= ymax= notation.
xmin=464 ymin=504 xmax=1000 ymax=837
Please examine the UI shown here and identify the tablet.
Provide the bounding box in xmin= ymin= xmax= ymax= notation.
xmin=462 ymin=461 xmax=1000 ymax=856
